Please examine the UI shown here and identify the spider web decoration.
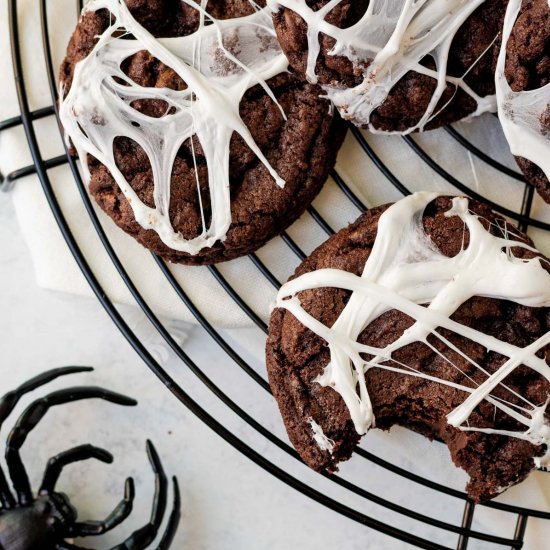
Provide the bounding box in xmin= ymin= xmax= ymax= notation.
xmin=59 ymin=0 xmax=288 ymax=255
xmin=268 ymin=0 xmax=497 ymax=133
xmin=496 ymin=0 xmax=550 ymax=185
xmin=277 ymin=192 xmax=550 ymax=468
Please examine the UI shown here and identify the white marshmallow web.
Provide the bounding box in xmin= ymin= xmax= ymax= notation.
xmin=268 ymin=0 xmax=498 ymax=133
xmin=309 ymin=417 xmax=336 ymax=453
xmin=496 ymin=0 xmax=550 ymax=185
xmin=59 ymin=0 xmax=288 ymax=255
xmin=276 ymin=193 xmax=550 ymax=473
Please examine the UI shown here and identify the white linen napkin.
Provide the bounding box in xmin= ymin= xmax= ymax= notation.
xmin=2 ymin=2 xmax=550 ymax=544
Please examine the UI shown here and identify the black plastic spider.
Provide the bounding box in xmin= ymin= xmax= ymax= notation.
xmin=0 ymin=366 xmax=181 ymax=550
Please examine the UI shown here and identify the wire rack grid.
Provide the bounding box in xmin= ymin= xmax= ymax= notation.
xmin=3 ymin=1 xmax=550 ymax=548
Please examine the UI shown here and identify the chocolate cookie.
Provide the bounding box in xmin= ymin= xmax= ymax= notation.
xmin=502 ymin=0 xmax=550 ymax=203
xmin=266 ymin=193 xmax=550 ymax=502
xmin=59 ymin=0 xmax=346 ymax=265
xmin=272 ymin=0 xmax=506 ymax=133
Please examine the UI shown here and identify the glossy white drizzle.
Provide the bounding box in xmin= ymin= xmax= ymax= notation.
xmin=309 ymin=417 xmax=335 ymax=453
xmin=268 ymin=0 xmax=497 ymax=133
xmin=277 ymin=193 xmax=550 ymax=466
xmin=496 ymin=0 xmax=550 ymax=184
xmin=59 ymin=0 xmax=288 ymax=254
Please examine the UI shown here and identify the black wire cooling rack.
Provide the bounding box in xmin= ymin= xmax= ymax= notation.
xmin=4 ymin=1 xmax=550 ymax=548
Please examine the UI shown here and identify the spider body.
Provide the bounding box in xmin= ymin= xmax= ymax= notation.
xmin=0 ymin=492 xmax=76 ymax=550
xmin=0 ymin=367 xmax=180 ymax=550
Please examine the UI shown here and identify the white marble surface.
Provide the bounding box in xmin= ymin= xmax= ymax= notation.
xmin=0 ymin=196 xmax=418 ymax=549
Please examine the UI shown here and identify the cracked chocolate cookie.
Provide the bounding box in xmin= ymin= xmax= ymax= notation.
xmin=502 ymin=0 xmax=550 ymax=203
xmin=59 ymin=0 xmax=346 ymax=265
xmin=271 ymin=0 xmax=507 ymax=133
xmin=266 ymin=193 xmax=550 ymax=502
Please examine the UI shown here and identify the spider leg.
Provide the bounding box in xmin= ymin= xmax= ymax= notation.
xmin=157 ymin=477 xmax=181 ymax=550
xmin=0 ymin=469 xmax=15 ymax=509
xmin=5 ymin=386 xmax=137 ymax=505
xmin=109 ymin=440 xmax=169 ymax=549
xmin=0 ymin=366 xmax=92 ymax=509
xmin=66 ymin=477 xmax=135 ymax=537
xmin=0 ymin=367 xmax=94 ymax=423
xmin=40 ymin=444 xmax=113 ymax=494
